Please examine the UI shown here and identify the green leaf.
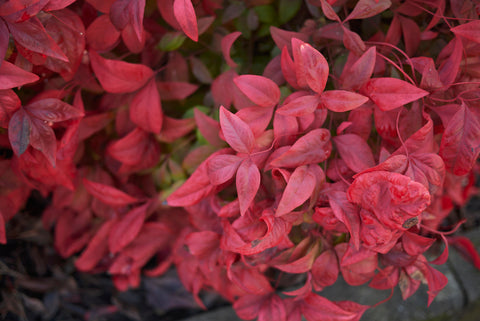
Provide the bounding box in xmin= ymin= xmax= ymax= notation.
xmin=157 ymin=32 xmax=187 ymax=51
xmin=279 ymin=0 xmax=302 ymax=24
xmin=254 ymin=5 xmax=276 ymax=24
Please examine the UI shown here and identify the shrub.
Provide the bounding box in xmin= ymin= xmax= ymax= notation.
xmin=1 ymin=0 xmax=480 ymax=320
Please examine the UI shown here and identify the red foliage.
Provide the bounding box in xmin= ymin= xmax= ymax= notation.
xmin=1 ymin=0 xmax=480 ymax=320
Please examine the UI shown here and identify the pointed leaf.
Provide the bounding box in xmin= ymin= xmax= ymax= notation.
xmin=130 ymin=78 xmax=163 ymax=134
xmin=0 ymin=89 xmax=21 ymax=128
xmin=8 ymin=107 xmax=31 ymax=156
xmin=0 ymin=60 xmax=39 ymax=89
xmin=345 ymin=0 xmax=392 ymax=21
xmin=276 ymin=165 xmax=316 ymax=216
xmin=89 ymin=50 xmax=153 ymax=93
xmin=321 ymin=90 xmax=369 ymax=112
xmin=299 ymin=42 xmax=329 ymax=94
xmin=194 ymin=109 xmax=224 ymax=147
xmin=7 ymin=17 xmax=69 ymax=62
xmin=362 ymin=78 xmax=429 ymax=111
xmin=341 ymin=46 xmax=376 ymax=91
xmin=25 ymin=98 xmax=84 ymax=122
xmin=439 ymin=104 xmax=480 ymax=176
xmin=270 ymin=128 xmax=331 ymax=168
xmin=207 ymin=154 xmax=242 ymax=185
xmin=333 ymin=134 xmax=375 ymax=173
xmin=75 ymin=220 xmax=115 ymax=271
xmin=109 ymin=202 xmax=148 ymax=254
xmin=236 ymin=158 xmax=260 ymax=215
xmin=221 ymin=31 xmax=241 ymax=68
xmin=173 ymin=0 xmax=198 ymax=41
xmin=219 ymin=106 xmax=256 ymax=154
xmin=156 ymin=81 xmax=198 ymax=100
xmin=451 ymin=20 xmax=480 ymax=44
xmin=234 ymin=75 xmax=280 ymax=107
xmin=83 ymin=179 xmax=140 ymax=207
xmin=277 ymin=94 xmax=321 ymax=116
xmin=29 ymin=117 xmax=57 ymax=166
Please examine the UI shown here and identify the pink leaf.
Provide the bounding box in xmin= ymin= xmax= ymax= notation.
xmin=234 ymin=75 xmax=280 ymax=107
xmin=451 ymin=20 xmax=480 ymax=44
xmin=270 ymin=26 xmax=308 ymax=52
xmin=130 ymin=78 xmax=163 ymax=134
xmin=362 ymin=78 xmax=429 ymax=111
xmin=156 ymin=81 xmax=198 ymax=100
xmin=83 ymin=179 xmax=140 ymax=207
xmin=341 ymin=46 xmax=376 ymax=91
xmin=219 ymin=106 xmax=256 ymax=154
xmin=276 ymin=165 xmax=316 ymax=216
xmin=221 ymin=31 xmax=241 ymax=68
xmin=277 ymin=94 xmax=321 ymax=116
xmin=89 ymin=50 xmax=153 ymax=93
xmin=342 ymin=26 xmax=366 ymax=55
xmin=207 ymin=154 xmax=242 ymax=185
xmin=333 ymin=134 xmax=375 ymax=173
xmin=321 ymin=90 xmax=369 ymax=112
xmin=270 ymin=128 xmax=331 ymax=168
xmin=173 ymin=0 xmax=198 ymax=41
xmin=0 ymin=60 xmax=39 ymax=89
xmin=345 ymin=0 xmax=392 ymax=21
xmin=194 ymin=108 xmax=224 ymax=147
xmin=299 ymin=42 xmax=329 ymax=94
xmin=236 ymin=158 xmax=260 ymax=215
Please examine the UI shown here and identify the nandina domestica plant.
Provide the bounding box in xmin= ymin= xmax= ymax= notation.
xmin=1 ymin=0 xmax=480 ymax=320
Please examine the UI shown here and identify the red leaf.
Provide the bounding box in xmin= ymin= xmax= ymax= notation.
xmin=438 ymin=37 xmax=463 ymax=87
xmin=399 ymin=16 xmax=420 ymax=56
xmin=402 ymin=231 xmax=435 ymax=257
xmin=277 ymin=94 xmax=321 ymax=116
xmin=236 ymin=106 xmax=274 ymax=137
xmin=43 ymin=8 xmax=86 ymax=81
xmin=189 ymin=56 xmax=213 ymax=84
xmin=86 ymin=15 xmax=121 ymax=51
xmin=194 ymin=108 xmax=224 ymax=147
xmin=449 ymin=236 xmax=480 ymax=270
xmin=299 ymin=42 xmax=329 ymax=94
xmin=270 ymin=128 xmax=331 ymax=168
xmin=109 ymin=202 xmax=148 ymax=254
xmin=7 ymin=17 xmax=69 ymax=62
xmin=258 ymin=294 xmax=286 ymax=321
xmin=221 ymin=31 xmax=241 ymax=68
xmin=236 ymin=158 xmax=260 ymax=215
xmin=75 ymin=220 xmax=115 ymax=271
xmin=319 ymin=0 xmax=341 ymax=21
xmin=25 ymin=98 xmax=84 ymax=122
xmin=342 ymin=26 xmax=366 ymax=55
xmin=451 ymin=20 xmax=480 ymax=44
xmin=228 ymin=264 xmax=274 ymax=295
xmin=89 ymin=50 xmax=153 ymax=93
xmin=321 ymin=90 xmax=369 ymax=112
xmin=302 ymin=292 xmax=369 ymax=321
xmin=362 ymin=78 xmax=429 ymax=111
xmin=219 ymin=106 xmax=256 ymax=154
xmin=0 ymin=60 xmax=39 ymax=89
xmin=273 ymin=238 xmax=320 ymax=273
xmin=417 ymin=261 xmax=448 ymax=306
xmin=439 ymin=103 xmax=480 ymax=176
xmin=328 ymin=191 xmax=361 ymax=250
xmin=83 ymin=179 xmax=140 ymax=207
xmin=8 ymin=107 xmax=31 ymax=156
xmin=107 ymin=128 xmax=159 ymax=167
xmin=369 ymin=265 xmax=399 ymax=290
xmin=270 ymin=26 xmax=309 ymax=52
xmin=156 ymin=81 xmax=198 ymax=100
xmin=333 ymin=134 xmax=375 ymax=173
xmin=130 ymin=78 xmax=163 ymax=134
xmin=185 ymin=231 xmax=220 ymax=257
xmin=0 ymin=19 xmax=8 ymax=62
xmin=29 ymin=117 xmax=57 ymax=166
xmin=173 ymin=0 xmax=198 ymax=41
xmin=341 ymin=46 xmax=376 ymax=91
xmin=234 ymin=75 xmax=280 ymax=107
xmin=167 ymin=149 xmax=232 ymax=206
xmin=158 ymin=116 xmax=195 ymax=142
xmin=345 ymin=0 xmax=392 ymax=21
xmin=312 ymin=250 xmax=339 ymax=290
xmin=276 ymin=165 xmax=316 ymax=216
xmin=0 ymin=89 xmax=21 ymax=128
xmin=207 ymin=154 xmax=242 ymax=185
